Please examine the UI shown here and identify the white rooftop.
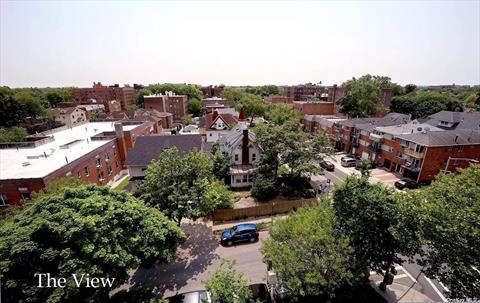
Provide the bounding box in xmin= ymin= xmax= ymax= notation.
xmin=0 ymin=122 xmax=139 ymax=180
xmin=376 ymin=120 xmax=443 ymax=136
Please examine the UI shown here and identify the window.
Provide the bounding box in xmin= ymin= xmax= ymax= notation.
xmin=234 ymin=154 xmax=239 ymax=161
xmin=242 ymin=175 xmax=248 ymax=183
xmin=115 ymin=160 xmax=119 ymax=168
xmin=105 ymin=153 xmax=110 ymax=161
xmin=85 ymin=167 xmax=90 ymax=176
xmin=95 ymin=158 xmax=101 ymax=168
xmin=252 ymin=153 xmax=256 ymax=161
xmin=99 ymin=172 xmax=105 ymax=182
xmin=0 ymin=194 xmax=9 ymax=206
xmin=458 ymin=145 xmax=464 ymax=152
xmin=77 ymin=171 xmax=81 ymax=178
xmin=448 ymin=146 xmax=453 ymax=151
xmin=108 ymin=166 xmax=113 ymax=175
xmin=236 ymin=178 xmax=241 ymax=183
xmin=415 ymin=145 xmax=425 ymax=153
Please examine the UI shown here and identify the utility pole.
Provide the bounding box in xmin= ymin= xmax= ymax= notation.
xmin=443 ymin=157 xmax=479 ymax=173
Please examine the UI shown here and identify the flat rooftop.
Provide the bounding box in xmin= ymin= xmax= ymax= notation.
xmin=0 ymin=122 xmax=140 ymax=180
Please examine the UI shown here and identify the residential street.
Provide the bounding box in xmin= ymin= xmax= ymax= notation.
xmin=114 ymin=223 xmax=268 ymax=299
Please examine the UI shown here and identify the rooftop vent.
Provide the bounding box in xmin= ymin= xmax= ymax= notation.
xmin=22 ymin=162 xmax=31 ymax=166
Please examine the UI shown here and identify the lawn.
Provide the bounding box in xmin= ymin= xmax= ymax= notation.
xmin=113 ymin=176 xmax=130 ymax=190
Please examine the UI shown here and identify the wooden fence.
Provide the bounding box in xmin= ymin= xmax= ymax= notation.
xmin=212 ymin=198 xmax=318 ymax=223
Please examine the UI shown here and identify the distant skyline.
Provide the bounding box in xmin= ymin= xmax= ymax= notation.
xmin=1 ymin=1 xmax=479 ymax=88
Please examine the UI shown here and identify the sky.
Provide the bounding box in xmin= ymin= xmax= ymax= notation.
xmin=1 ymin=1 xmax=479 ymax=88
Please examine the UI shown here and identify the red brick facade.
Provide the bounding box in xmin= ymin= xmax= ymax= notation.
xmin=73 ymin=82 xmax=135 ymax=111
xmin=293 ymin=101 xmax=334 ymax=115
xmin=144 ymin=95 xmax=188 ymax=122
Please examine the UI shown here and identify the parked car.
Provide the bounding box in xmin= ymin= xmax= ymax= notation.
xmin=221 ymin=224 xmax=259 ymax=246
xmin=341 ymin=154 xmax=360 ymax=161
xmin=341 ymin=157 xmax=357 ymax=167
xmin=164 ymin=290 xmax=211 ymax=303
xmin=354 ymin=161 xmax=377 ymax=170
xmin=319 ymin=160 xmax=335 ymax=171
xmin=394 ymin=179 xmax=418 ymax=190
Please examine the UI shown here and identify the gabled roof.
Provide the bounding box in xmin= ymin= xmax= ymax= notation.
xmin=219 ymin=124 xmax=256 ymax=152
xmin=50 ymin=107 xmax=85 ymax=115
xmin=201 ymin=112 xmax=239 ymax=130
xmin=395 ymin=129 xmax=480 ymax=147
xmin=125 ymin=134 xmax=202 ymax=166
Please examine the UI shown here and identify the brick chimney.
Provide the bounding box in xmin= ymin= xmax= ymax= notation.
xmin=242 ymin=128 xmax=249 ymax=165
xmin=239 ymin=107 xmax=246 ymax=121
xmin=212 ymin=109 xmax=218 ymax=120
xmin=115 ymin=122 xmax=127 ymax=167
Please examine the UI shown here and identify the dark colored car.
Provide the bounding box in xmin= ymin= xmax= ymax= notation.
xmin=221 ymin=224 xmax=259 ymax=246
xmin=354 ymin=161 xmax=377 ymax=170
xmin=394 ymin=179 xmax=418 ymax=190
xmin=319 ymin=160 xmax=335 ymax=171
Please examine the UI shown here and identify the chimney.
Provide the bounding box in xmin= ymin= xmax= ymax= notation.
xmin=115 ymin=122 xmax=128 ymax=166
xmin=242 ymin=129 xmax=249 ymax=165
xmin=239 ymin=107 xmax=246 ymax=122
xmin=212 ymin=110 xmax=218 ymax=120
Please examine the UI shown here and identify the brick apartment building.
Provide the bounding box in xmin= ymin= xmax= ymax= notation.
xmin=282 ymin=83 xmax=326 ymax=101
xmin=202 ymin=97 xmax=229 ymax=112
xmin=201 ymin=85 xmax=225 ymax=98
xmin=0 ymin=121 xmax=153 ymax=206
xmin=304 ymin=111 xmax=480 ymax=183
xmin=264 ymin=95 xmax=294 ymax=104
xmin=73 ymin=82 xmax=135 ymax=111
xmin=143 ymin=92 xmax=188 ymax=122
xmin=97 ymin=109 xmax=174 ymax=133
xmin=293 ymin=101 xmax=335 ymax=115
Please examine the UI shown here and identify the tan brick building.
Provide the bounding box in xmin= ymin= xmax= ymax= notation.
xmin=143 ymin=92 xmax=188 ymax=122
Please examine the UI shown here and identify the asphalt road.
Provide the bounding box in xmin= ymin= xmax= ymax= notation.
xmin=113 ymin=223 xmax=268 ymax=299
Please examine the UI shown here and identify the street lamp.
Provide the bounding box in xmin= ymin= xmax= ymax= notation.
xmin=443 ymin=157 xmax=480 ymax=174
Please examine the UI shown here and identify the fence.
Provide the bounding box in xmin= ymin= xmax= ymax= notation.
xmin=212 ymin=198 xmax=318 ymax=223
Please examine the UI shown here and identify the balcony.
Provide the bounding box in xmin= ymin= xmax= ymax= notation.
xmin=402 ymin=162 xmax=421 ymax=172
xmin=352 ymin=141 xmax=360 ymax=148
xmin=404 ymin=148 xmax=424 ymax=158
xmin=368 ymin=144 xmax=381 ymax=154
xmin=369 ymin=133 xmax=383 ymax=142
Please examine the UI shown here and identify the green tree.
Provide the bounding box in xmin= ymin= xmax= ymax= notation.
xmin=135 ymin=88 xmax=153 ymax=107
xmin=187 ymin=98 xmax=202 ymax=117
xmin=390 ymin=90 xmax=463 ymax=118
xmin=203 ymin=259 xmax=252 ymax=303
xmin=261 ymin=202 xmax=354 ymax=299
xmin=202 ymin=180 xmax=233 ymax=211
xmin=140 ymin=147 xmax=219 ymax=225
xmin=393 ymin=165 xmax=480 ymax=300
xmin=0 ymin=185 xmax=185 ymax=303
xmin=332 ymin=175 xmax=402 ymax=278
xmin=44 ymin=88 xmax=73 ymax=108
xmin=31 ymin=177 xmax=84 ymax=200
xmin=265 ymin=104 xmax=301 ymax=125
xmin=222 ymin=87 xmax=245 ymax=107
xmin=404 ymin=84 xmax=417 ymax=94
xmin=236 ymin=93 xmax=266 ymax=120
xmin=0 ymin=126 xmax=28 ymax=142
xmin=212 ymin=151 xmax=231 ymax=184
xmin=340 ymin=74 xmax=402 ymax=117
xmin=180 ymin=115 xmax=194 ymax=126
xmin=250 ymin=172 xmax=278 ymax=201
xmin=245 ymin=85 xmax=282 ymax=97
xmin=147 ymin=83 xmax=203 ymax=100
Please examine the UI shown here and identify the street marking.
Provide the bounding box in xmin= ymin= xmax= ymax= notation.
xmin=397 ymin=265 xmax=417 ymax=283
xmin=438 ymin=281 xmax=450 ymax=292
xmin=394 ymin=274 xmax=409 ymax=279
xmin=424 ymin=276 xmax=448 ymax=302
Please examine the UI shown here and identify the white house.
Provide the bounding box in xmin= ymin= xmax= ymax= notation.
xmin=219 ymin=123 xmax=261 ymax=188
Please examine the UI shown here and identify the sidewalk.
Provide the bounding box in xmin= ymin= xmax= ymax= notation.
xmin=370 ymin=266 xmax=434 ymax=303
xmin=209 ymin=215 xmax=287 ymax=232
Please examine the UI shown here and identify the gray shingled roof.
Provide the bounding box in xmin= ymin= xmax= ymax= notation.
xmin=395 ymin=129 xmax=480 ymax=147
xmin=426 ymin=111 xmax=480 ymax=130
xmin=339 ymin=113 xmax=410 ymax=128
xmin=125 ymin=134 xmax=202 ymax=166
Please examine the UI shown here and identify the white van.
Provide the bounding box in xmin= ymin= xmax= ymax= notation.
xmin=341 ymin=157 xmax=357 ymax=167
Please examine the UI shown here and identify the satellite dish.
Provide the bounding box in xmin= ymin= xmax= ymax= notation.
xmin=417 ymin=127 xmax=423 ymax=131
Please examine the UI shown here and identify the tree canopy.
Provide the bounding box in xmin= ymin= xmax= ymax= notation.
xmin=332 ymin=175 xmax=403 ymax=275
xmin=261 ymin=202 xmax=354 ymax=299
xmin=0 ymin=126 xmax=28 ymax=143
xmin=339 ymin=74 xmax=403 ymax=117
xmin=0 ymin=185 xmax=185 ymax=303
xmin=235 ymin=93 xmax=266 ymax=120
xmin=393 ymin=165 xmax=480 ymax=300
xmin=187 ymin=98 xmax=202 ymax=117
xmin=390 ymin=90 xmax=464 ymax=118
xmin=146 ymin=83 xmax=203 ymax=100
xmin=140 ymin=147 xmax=232 ymax=225
xmin=203 ymin=259 xmax=252 ymax=303
xmin=264 ymin=103 xmax=301 ymax=125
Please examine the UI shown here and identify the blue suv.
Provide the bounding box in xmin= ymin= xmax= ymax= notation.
xmin=220 ymin=224 xmax=259 ymax=246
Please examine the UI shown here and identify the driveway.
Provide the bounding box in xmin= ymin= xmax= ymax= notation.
xmin=111 ymin=222 xmax=268 ymax=300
